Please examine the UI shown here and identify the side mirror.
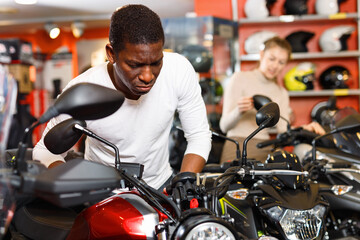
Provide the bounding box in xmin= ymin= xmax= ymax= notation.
xmin=16 ymin=83 xmax=125 ymax=169
xmin=253 ymin=94 xmax=272 ymax=111
xmin=256 ymin=102 xmax=280 ymax=128
xmin=242 ymin=102 xmax=280 ymax=166
xmin=39 ymin=83 xmax=125 ymax=124
xmin=44 ymin=118 xmax=86 ymax=154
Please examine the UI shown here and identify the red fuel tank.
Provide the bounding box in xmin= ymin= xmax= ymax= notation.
xmin=67 ymin=191 xmax=159 ymax=239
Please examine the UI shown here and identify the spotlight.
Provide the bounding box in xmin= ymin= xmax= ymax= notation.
xmin=44 ymin=22 xmax=60 ymax=39
xmin=71 ymin=21 xmax=85 ymax=38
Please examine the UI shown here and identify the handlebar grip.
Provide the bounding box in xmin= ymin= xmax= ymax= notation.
xmin=202 ymin=164 xmax=224 ymax=173
xmin=202 ymin=162 xmax=234 ymax=173
xmin=257 ymin=138 xmax=281 ymax=148
xmin=332 ymin=163 xmax=352 ymax=168
xmin=253 ymin=162 xmax=290 ymax=170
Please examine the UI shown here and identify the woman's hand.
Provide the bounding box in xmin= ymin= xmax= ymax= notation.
xmin=237 ymin=97 xmax=254 ymax=113
xmin=302 ymin=121 xmax=326 ymax=135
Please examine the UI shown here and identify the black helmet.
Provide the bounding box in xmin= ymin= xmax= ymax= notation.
xmin=319 ymin=65 xmax=350 ymax=89
xmin=178 ymin=44 xmax=213 ymax=73
xmin=310 ymin=96 xmax=338 ymax=127
xmin=199 ymin=77 xmax=223 ymax=105
xmin=266 ymin=0 xmax=277 ymax=10
xmin=284 ymin=0 xmax=308 ymax=15
xmin=266 ymin=150 xmax=305 ymax=190
xmin=285 ymin=31 xmax=314 ymax=53
xmin=330 ymin=108 xmax=360 ymax=156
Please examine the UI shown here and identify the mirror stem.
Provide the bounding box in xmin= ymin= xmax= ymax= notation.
xmin=242 ymin=117 xmax=272 ymax=166
xmin=211 ymin=130 xmax=241 ymax=160
xmin=74 ymin=124 xmax=121 ymax=170
xmin=15 ymin=121 xmax=40 ymax=172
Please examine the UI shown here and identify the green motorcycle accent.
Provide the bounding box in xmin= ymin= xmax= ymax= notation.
xmin=219 ymin=197 xmax=247 ymax=219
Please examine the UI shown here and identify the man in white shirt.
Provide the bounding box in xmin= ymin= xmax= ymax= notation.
xmin=33 ymin=4 xmax=212 ymax=190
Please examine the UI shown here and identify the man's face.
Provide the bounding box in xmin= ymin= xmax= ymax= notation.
xmin=107 ymin=41 xmax=163 ymax=100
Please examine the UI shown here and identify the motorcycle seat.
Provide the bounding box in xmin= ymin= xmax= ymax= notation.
xmin=12 ymin=199 xmax=78 ymax=240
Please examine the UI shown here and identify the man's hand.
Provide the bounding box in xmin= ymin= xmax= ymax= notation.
xmin=48 ymin=160 xmax=65 ymax=169
xmin=180 ymin=153 xmax=206 ymax=173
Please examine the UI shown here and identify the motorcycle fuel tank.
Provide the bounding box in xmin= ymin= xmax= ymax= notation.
xmin=67 ymin=192 xmax=159 ymax=239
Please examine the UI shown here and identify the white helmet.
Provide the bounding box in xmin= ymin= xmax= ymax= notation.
xmin=319 ymin=25 xmax=355 ymax=52
xmin=245 ymin=0 xmax=269 ymax=19
xmin=315 ymin=0 xmax=339 ymax=15
xmin=244 ymin=31 xmax=278 ymax=54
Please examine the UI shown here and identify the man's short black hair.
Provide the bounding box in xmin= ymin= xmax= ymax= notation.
xmin=109 ymin=4 xmax=165 ymax=54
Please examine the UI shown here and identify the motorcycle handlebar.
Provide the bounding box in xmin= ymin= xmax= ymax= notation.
xmin=202 ymin=161 xmax=290 ymax=174
xmin=253 ymin=162 xmax=290 ymax=170
xmin=257 ymin=128 xmax=320 ymax=149
xmin=256 ymin=138 xmax=282 ymax=148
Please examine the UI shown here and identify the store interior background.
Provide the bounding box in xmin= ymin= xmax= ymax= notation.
xmin=0 ymin=0 xmax=359 ymax=145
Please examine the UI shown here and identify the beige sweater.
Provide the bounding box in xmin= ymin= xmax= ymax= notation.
xmin=220 ymin=69 xmax=291 ymax=140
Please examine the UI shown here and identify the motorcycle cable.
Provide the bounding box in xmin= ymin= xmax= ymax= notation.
xmin=211 ymin=168 xmax=239 ymax=216
xmin=136 ymin=177 xmax=181 ymax=219
xmin=119 ymin=170 xmax=179 ymax=222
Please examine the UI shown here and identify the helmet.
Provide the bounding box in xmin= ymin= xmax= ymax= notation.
xmin=285 ymin=31 xmax=314 ymax=53
xmin=245 ymin=0 xmax=269 ymax=19
xmin=266 ymin=0 xmax=277 ymax=9
xmin=284 ymin=62 xmax=316 ymax=91
xmin=319 ymin=65 xmax=350 ymax=89
xmin=284 ymin=0 xmax=308 ymax=15
xmin=266 ymin=150 xmax=305 ymax=190
xmin=310 ymin=97 xmax=338 ymax=127
xmin=315 ymin=0 xmax=339 ymax=15
xmin=178 ymin=44 xmax=213 ymax=73
xmin=319 ymin=25 xmax=355 ymax=52
xmin=244 ymin=31 xmax=278 ymax=54
xmin=199 ymin=77 xmax=223 ymax=104
xmin=330 ymin=108 xmax=360 ymax=156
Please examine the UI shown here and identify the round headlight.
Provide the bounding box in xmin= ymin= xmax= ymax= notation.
xmin=173 ymin=213 xmax=240 ymax=240
xmin=185 ymin=222 xmax=235 ymax=240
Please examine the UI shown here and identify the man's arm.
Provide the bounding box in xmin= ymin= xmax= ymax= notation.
xmin=180 ymin=153 xmax=206 ymax=173
xmin=32 ymin=115 xmax=70 ymax=168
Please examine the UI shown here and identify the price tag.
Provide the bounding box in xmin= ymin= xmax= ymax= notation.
xmin=329 ymin=13 xmax=347 ymax=20
xmin=334 ymin=89 xmax=349 ymax=96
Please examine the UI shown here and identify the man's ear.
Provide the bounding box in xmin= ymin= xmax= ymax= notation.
xmin=105 ymin=43 xmax=116 ymax=64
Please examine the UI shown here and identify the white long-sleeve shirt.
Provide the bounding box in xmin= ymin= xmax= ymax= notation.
xmin=33 ymin=52 xmax=212 ymax=189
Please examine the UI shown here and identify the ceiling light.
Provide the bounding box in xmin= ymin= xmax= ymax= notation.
xmin=44 ymin=22 xmax=60 ymax=39
xmin=71 ymin=21 xmax=85 ymax=38
xmin=14 ymin=0 xmax=37 ymax=5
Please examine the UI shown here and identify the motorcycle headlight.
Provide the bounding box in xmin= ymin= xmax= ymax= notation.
xmin=173 ymin=214 xmax=238 ymax=240
xmin=185 ymin=222 xmax=235 ymax=240
xmin=266 ymin=205 xmax=326 ymax=240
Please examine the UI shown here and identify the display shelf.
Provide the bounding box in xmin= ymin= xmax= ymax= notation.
xmin=239 ymin=12 xmax=358 ymax=25
xmin=240 ymin=50 xmax=360 ymax=61
xmin=288 ymin=89 xmax=360 ymax=97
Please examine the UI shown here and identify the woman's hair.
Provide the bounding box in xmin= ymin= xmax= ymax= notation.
xmin=263 ymin=36 xmax=292 ymax=61
xmin=109 ymin=4 xmax=165 ymax=54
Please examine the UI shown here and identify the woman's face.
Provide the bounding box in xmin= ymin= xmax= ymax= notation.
xmin=258 ymin=46 xmax=289 ymax=80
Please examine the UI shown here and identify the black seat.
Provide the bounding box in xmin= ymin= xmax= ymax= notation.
xmin=12 ymin=199 xmax=77 ymax=240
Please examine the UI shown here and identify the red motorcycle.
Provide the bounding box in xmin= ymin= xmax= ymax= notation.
xmin=2 ymin=83 xmax=243 ymax=240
